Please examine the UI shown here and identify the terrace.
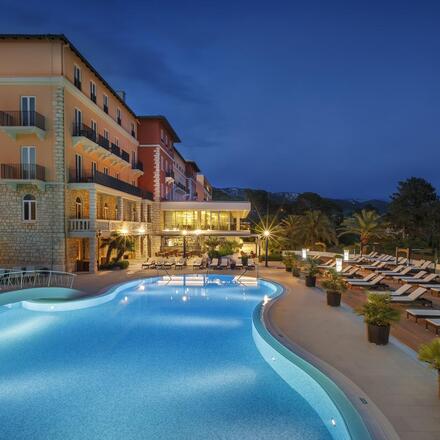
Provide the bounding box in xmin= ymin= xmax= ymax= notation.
xmin=0 ymin=110 xmax=46 ymax=139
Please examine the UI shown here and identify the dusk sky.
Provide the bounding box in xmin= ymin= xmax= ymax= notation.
xmin=2 ymin=0 xmax=440 ymax=200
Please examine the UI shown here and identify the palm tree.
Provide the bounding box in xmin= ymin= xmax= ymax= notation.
xmin=280 ymin=215 xmax=302 ymax=250
xmin=100 ymin=232 xmax=135 ymax=264
xmin=418 ymin=339 xmax=440 ymax=399
xmin=338 ymin=209 xmax=385 ymax=255
xmin=292 ymin=210 xmax=337 ymax=249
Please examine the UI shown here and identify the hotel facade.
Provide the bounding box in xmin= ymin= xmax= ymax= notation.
xmin=0 ymin=34 xmax=251 ymax=272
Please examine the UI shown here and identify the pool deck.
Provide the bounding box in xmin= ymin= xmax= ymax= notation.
xmin=72 ymin=262 xmax=440 ymax=440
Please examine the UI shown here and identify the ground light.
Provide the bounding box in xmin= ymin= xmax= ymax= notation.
xmin=343 ymin=249 xmax=349 ymax=261
xmin=335 ymin=257 xmax=343 ymax=272
xmin=302 ymin=248 xmax=308 ymax=260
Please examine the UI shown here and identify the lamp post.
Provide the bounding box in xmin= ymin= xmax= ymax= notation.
xmin=182 ymin=230 xmax=188 ymax=258
xmin=263 ymin=230 xmax=270 ymax=267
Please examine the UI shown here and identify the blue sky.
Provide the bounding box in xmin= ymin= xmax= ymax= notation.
xmin=2 ymin=0 xmax=439 ymax=199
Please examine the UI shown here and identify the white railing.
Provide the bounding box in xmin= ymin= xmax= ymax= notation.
xmin=0 ymin=270 xmax=76 ymax=291
xmin=69 ymin=218 xmax=91 ymax=231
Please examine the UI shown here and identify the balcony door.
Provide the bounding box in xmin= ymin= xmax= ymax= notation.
xmin=20 ymin=96 xmax=36 ymax=126
xmin=21 ymin=146 xmax=36 ymax=179
xmin=75 ymin=154 xmax=83 ymax=182
xmin=74 ymin=108 xmax=82 ymax=135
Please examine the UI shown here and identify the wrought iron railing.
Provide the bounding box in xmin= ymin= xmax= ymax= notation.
xmin=72 ymin=123 xmax=97 ymax=142
xmin=0 ymin=163 xmax=46 ymax=181
xmin=132 ymin=161 xmax=144 ymax=171
xmin=0 ymin=110 xmax=46 ymax=130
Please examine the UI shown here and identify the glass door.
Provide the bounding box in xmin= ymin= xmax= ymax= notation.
xmin=21 ymin=96 xmax=36 ymax=126
xmin=21 ymin=146 xmax=36 ymax=179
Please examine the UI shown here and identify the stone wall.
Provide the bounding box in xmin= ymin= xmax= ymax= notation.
xmin=67 ymin=189 xmax=90 ymax=218
xmin=0 ymin=183 xmax=66 ymax=270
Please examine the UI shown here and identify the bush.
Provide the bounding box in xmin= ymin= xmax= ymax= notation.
xmin=260 ymin=253 xmax=283 ymax=262
xmin=320 ymin=269 xmax=347 ymax=293
xmin=357 ymin=293 xmax=400 ymax=326
xmin=99 ymin=260 xmax=130 ymax=271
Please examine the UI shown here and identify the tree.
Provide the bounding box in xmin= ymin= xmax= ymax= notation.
xmin=338 ymin=209 xmax=385 ymax=254
xmin=418 ymin=339 xmax=440 ymax=399
xmin=288 ymin=210 xmax=337 ymax=249
xmin=388 ymin=177 xmax=438 ymax=245
xmin=280 ymin=215 xmax=302 ymax=250
xmin=100 ymin=232 xmax=135 ymax=263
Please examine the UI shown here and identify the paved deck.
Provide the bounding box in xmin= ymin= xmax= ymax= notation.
xmin=71 ymin=263 xmax=440 ymax=440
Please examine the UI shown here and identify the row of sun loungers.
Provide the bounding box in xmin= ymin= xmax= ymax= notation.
xmin=142 ymin=257 xmax=256 ymax=270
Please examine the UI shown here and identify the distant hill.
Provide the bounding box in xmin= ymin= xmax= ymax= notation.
xmin=213 ymin=187 xmax=389 ymax=215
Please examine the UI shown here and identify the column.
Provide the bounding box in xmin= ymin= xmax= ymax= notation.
xmin=89 ymin=236 xmax=97 ymax=273
xmin=236 ymin=215 xmax=241 ymax=231
xmin=117 ymin=197 xmax=123 ymax=221
xmin=135 ymin=236 xmax=142 ymax=259
xmin=136 ymin=201 xmax=142 ymax=223
xmin=89 ymin=188 xmax=97 ymax=231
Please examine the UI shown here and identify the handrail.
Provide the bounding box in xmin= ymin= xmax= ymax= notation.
xmin=0 ymin=270 xmax=76 ymax=291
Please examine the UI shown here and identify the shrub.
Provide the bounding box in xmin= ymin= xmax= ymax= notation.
xmin=99 ymin=260 xmax=130 ymax=271
xmin=320 ymin=269 xmax=347 ymax=293
xmin=357 ymin=293 xmax=400 ymax=326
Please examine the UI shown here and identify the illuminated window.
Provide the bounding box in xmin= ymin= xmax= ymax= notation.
xmin=23 ymin=194 xmax=36 ymax=221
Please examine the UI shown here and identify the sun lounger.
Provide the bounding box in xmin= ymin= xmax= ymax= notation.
xmin=192 ymin=258 xmax=203 ymax=269
xmin=219 ymin=258 xmax=229 ymax=269
xmin=391 ymin=287 xmax=428 ymax=304
xmin=362 ymin=261 xmax=388 ymax=270
xmin=378 ymin=265 xmax=405 ymax=275
xmin=348 ymin=275 xmax=385 ymax=287
xmin=341 ymin=267 xmax=360 ymax=278
xmin=346 ymin=272 xmax=376 ymax=282
xmin=209 ymin=258 xmax=219 ymax=268
xmin=408 ymin=273 xmax=439 ymax=284
xmin=318 ymin=260 xmax=335 ymax=269
xmin=397 ymin=271 xmax=428 ymax=282
xmin=376 ymin=284 xmax=413 ymax=297
xmin=235 ymin=258 xmax=243 ymax=269
xmin=424 ymin=318 xmax=440 ymax=335
xmin=406 ymin=308 xmax=440 ymax=322
xmin=175 ymin=258 xmax=185 ymax=269
xmin=247 ymin=259 xmax=256 ymax=269
xmin=142 ymin=258 xmax=155 ymax=269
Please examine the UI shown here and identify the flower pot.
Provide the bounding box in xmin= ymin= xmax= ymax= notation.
xmin=367 ymin=323 xmax=390 ymax=345
xmin=326 ymin=290 xmax=341 ymax=307
xmin=291 ymin=268 xmax=300 ymax=277
xmin=305 ymin=275 xmax=316 ymax=287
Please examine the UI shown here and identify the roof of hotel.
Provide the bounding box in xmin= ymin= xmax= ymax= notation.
xmin=137 ymin=115 xmax=181 ymax=143
xmin=186 ymin=160 xmax=201 ymax=173
xmin=173 ymin=146 xmax=186 ymax=162
xmin=0 ymin=34 xmax=137 ymax=118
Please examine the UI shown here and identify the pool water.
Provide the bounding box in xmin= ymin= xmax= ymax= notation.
xmin=0 ymin=275 xmax=334 ymax=439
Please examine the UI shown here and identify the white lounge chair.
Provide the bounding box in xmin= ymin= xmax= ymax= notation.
xmin=318 ymin=260 xmax=335 ymax=269
xmin=406 ymin=308 xmax=440 ymax=322
xmin=209 ymin=258 xmax=218 ymax=269
xmin=219 ymin=258 xmax=229 ymax=269
xmin=391 ymin=287 xmax=427 ymax=303
xmin=346 ymin=272 xmax=376 ymax=282
xmin=408 ymin=273 xmax=439 ymax=284
xmin=142 ymin=258 xmax=155 ymax=269
xmin=235 ymin=258 xmax=243 ymax=269
xmin=348 ymin=275 xmax=385 ymax=287
xmin=424 ymin=318 xmax=440 ymax=335
xmin=397 ymin=271 xmax=428 ymax=282
xmin=341 ymin=267 xmax=360 ymax=278
xmin=247 ymin=259 xmax=256 ymax=269
xmin=175 ymin=258 xmax=185 ymax=269
xmin=192 ymin=258 xmax=203 ymax=269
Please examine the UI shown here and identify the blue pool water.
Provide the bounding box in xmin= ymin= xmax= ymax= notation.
xmin=0 ymin=275 xmax=338 ymax=439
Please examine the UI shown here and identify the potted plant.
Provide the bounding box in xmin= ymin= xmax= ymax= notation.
xmin=283 ymin=256 xmax=292 ymax=272
xmin=357 ymin=293 xmax=400 ymax=345
xmin=291 ymin=254 xmax=301 ymax=277
xmin=320 ymin=269 xmax=347 ymax=306
xmin=304 ymin=257 xmax=319 ymax=287
xmin=418 ymin=339 xmax=440 ymax=399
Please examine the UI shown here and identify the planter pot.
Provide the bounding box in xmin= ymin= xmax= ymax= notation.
xmin=367 ymin=323 xmax=390 ymax=345
xmin=305 ymin=275 xmax=316 ymax=287
xmin=291 ymin=269 xmax=300 ymax=278
xmin=285 ymin=267 xmax=292 ymax=272
xmin=326 ymin=290 xmax=341 ymax=307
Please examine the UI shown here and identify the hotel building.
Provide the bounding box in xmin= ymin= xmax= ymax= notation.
xmin=0 ymin=34 xmax=251 ymax=272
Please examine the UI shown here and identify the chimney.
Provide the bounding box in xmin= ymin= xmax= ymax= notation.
xmin=116 ymin=90 xmax=126 ymax=102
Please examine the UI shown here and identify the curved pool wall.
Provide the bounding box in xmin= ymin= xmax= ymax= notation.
xmin=253 ymin=280 xmax=371 ymax=440
xmin=0 ymin=275 xmax=371 ymax=439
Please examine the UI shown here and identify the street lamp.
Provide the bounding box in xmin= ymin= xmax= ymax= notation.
xmin=263 ymin=230 xmax=270 ymax=267
xmin=182 ymin=230 xmax=188 ymax=258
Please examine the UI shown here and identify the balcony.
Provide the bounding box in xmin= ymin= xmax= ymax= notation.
xmin=131 ymin=129 xmax=136 ymax=138
xmin=165 ymin=170 xmax=175 ymax=183
xmin=72 ymin=124 xmax=133 ymax=168
xmin=69 ymin=169 xmax=153 ymax=200
xmin=132 ymin=161 xmax=143 ymax=172
xmin=0 ymin=163 xmax=46 ymax=181
xmin=103 ymin=104 xmax=109 ymax=114
xmin=174 ymin=181 xmax=188 ymax=193
xmin=69 ymin=218 xmax=150 ymax=235
xmin=0 ymin=111 xmax=46 ymax=139
xmin=117 ymin=117 xmax=122 ymax=126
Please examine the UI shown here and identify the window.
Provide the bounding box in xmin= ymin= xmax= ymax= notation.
xmin=103 ymin=94 xmax=109 ymax=113
xmin=20 ymin=96 xmax=36 ymax=126
xmin=116 ymin=108 xmax=121 ymax=125
xmin=103 ymin=167 xmax=109 ymax=175
xmin=160 ymin=129 xmax=164 ymax=141
xmin=115 ymin=205 xmax=119 ymax=219
xmin=90 ymin=81 xmax=96 ymax=103
xmin=21 ymin=146 xmax=36 ymax=179
xmin=23 ymin=194 xmax=36 ymax=221
xmin=115 ymin=173 xmax=119 ymax=180
xmin=103 ymin=203 xmax=109 ymax=220
xmin=131 ymin=150 xmax=136 ymax=167
xmin=103 ymin=129 xmax=109 ymax=140
xmin=74 ymin=108 xmax=82 ymax=134
xmin=91 ymin=120 xmax=97 ymax=140
xmin=160 ymin=156 xmax=164 ymax=171
xmin=74 ymin=65 xmax=81 ymax=90
xmin=115 ymin=138 xmax=119 ymax=147
xmin=75 ymin=197 xmax=83 ymax=219
xmin=91 ymin=161 xmax=97 ymax=178
xmin=75 ymin=154 xmax=82 ymax=181
xmin=131 ymin=122 xmax=136 ymax=138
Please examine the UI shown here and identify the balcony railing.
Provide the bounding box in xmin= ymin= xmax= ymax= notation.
xmin=165 ymin=170 xmax=175 ymax=178
xmin=131 ymin=129 xmax=136 ymax=137
xmin=0 ymin=111 xmax=45 ymax=131
xmin=132 ymin=161 xmax=144 ymax=172
xmin=111 ymin=143 xmax=121 ymax=157
xmin=121 ymin=150 xmax=130 ymax=163
xmin=1 ymin=163 xmax=46 ymax=181
xmin=98 ymin=134 xmax=110 ymax=150
xmin=175 ymin=181 xmax=187 ymax=192
xmin=73 ymin=123 xmax=97 ymax=142
xmin=117 ymin=117 xmax=122 ymax=126
xmin=69 ymin=169 xmax=152 ymax=200
xmin=103 ymin=104 xmax=109 ymax=114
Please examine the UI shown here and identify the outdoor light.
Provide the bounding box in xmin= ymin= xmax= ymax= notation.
xmin=138 ymin=227 xmax=145 ymax=234
xmin=335 ymin=257 xmax=343 ymax=273
xmin=263 ymin=230 xmax=270 ymax=267
xmin=194 ymin=229 xmax=202 ymax=236
xmin=263 ymin=230 xmax=270 ymax=237
xmin=302 ymin=248 xmax=307 ymax=260
xmin=181 ymin=230 xmax=188 ymax=236
xmin=120 ymin=228 xmax=129 ymax=235
xmin=343 ymin=249 xmax=350 ymax=261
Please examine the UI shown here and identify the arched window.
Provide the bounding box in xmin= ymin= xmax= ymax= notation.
xmin=103 ymin=203 xmax=109 ymax=220
xmin=75 ymin=197 xmax=83 ymax=219
xmin=23 ymin=194 xmax=36 ymax=221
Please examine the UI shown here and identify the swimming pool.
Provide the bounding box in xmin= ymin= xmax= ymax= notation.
xmin=0 ymin=275 xmax=360 ymax=439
